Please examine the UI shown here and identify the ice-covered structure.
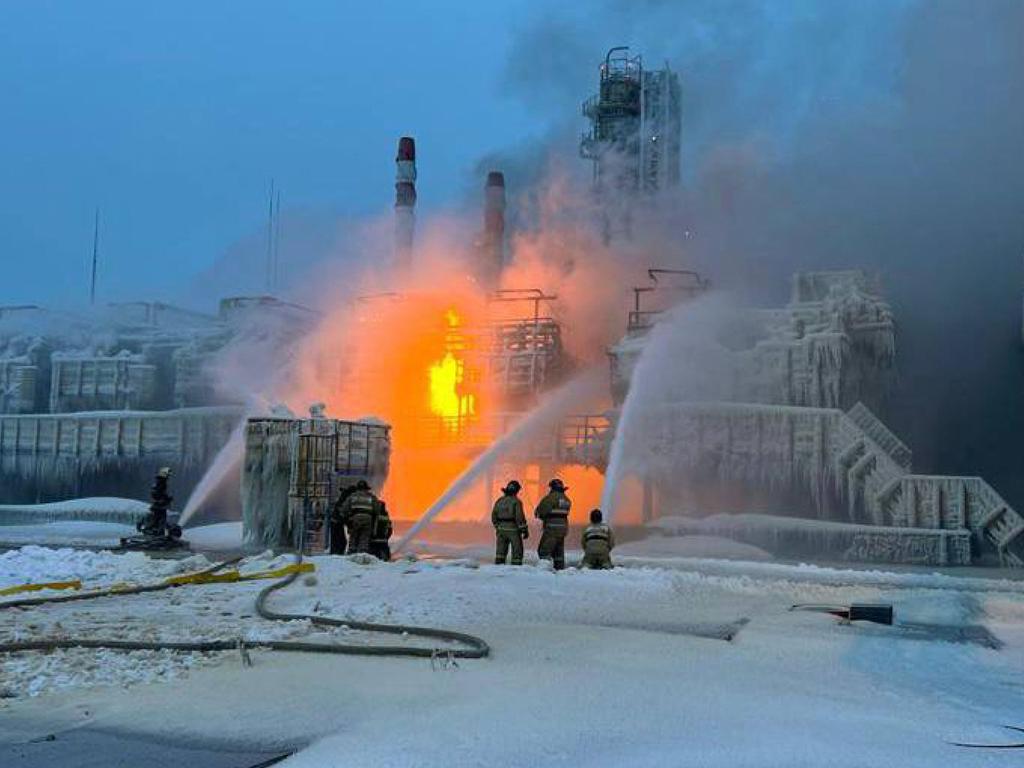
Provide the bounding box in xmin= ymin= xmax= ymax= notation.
xmin=597 ymin=270 xmax=1022 ymax=567
xmin=610 ymin=401 xmax=1021 ymax=565
xmin=0 ymin=406 xmax=241 ymax=503
xmin=610 ymin=270 xmax=895 ymax=410
xmin=242 ymin=415 xmax=391 ymax=551
xmin=0 ymin=297 xmax=318 ymax=506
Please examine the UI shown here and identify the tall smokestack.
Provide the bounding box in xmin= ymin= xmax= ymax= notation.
xmin=394 ymin=136 xmax=417 ymax=270
xmin=482 ymin=170 xmax=506 ymax=289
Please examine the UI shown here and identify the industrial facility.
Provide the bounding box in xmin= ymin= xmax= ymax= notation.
xmin=0 ymin=45 xmax=1020 ymax=569
xmin=4 ymin=1 xmax=1024 ymax=761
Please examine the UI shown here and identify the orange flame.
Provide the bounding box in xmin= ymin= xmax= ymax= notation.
xmin=284 ymin=174 xmax=641 ymax=524
xmin=429 ymin=309 xmax=476 ymax=432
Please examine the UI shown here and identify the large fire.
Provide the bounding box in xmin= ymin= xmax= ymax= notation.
xmin=428 ymin=309 xmax=476 ymax=432
xmin=285 ymin=175 xmax=633 ymax=526
xmin=289 ymin=264 xmax=498 ymax=521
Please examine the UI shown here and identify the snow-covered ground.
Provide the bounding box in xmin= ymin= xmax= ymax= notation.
xmin=0 ymin=497 xmax=149 ymax=525
xmin=0 ymin=519 xmax=245 ymax=551
xmin=1 ymin=545 xmax=1023 ymax=766
xmin=0 ymin=521 xmax=135 ymax=548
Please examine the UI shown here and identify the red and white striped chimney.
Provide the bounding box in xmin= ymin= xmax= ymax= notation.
xmin=394 ymin=136 xmax=417 ymax=270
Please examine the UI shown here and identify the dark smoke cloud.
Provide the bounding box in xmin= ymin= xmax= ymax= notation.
xmin=496 ymin=0 xmax=1024 ymax=504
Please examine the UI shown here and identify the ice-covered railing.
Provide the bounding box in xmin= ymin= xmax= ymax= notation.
xmin=845 ymin=402 xmax=911 ymax=470
xmin=884 ymin=475 xmax=1024 ymax=567
xmin=569 ymin=398 xmax=1022 ymax=565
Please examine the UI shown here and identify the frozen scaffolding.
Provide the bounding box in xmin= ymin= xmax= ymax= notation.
xmin=241 ymin=416 xmax=391 ymax=552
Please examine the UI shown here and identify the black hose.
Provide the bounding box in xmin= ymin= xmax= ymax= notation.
xmin=254 ymin=553 xmax=489 ymax=658
xmin=0 ymin=552 xmax=489 ymax=660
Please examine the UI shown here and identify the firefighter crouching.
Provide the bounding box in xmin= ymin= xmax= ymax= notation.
xmin=338 ymin=480 xmax=378 ymax=554
xmin=580 ymin=508 xmax=615 ymax=569
xmin=535 ymin=478 xmax=571 ymax=570
xmin=492 ymin=480 xmax=528 ymax=565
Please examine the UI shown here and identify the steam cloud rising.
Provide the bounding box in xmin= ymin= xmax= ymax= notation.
xmin=494 ymin=0 xmax=1024 ymax=506
xmin=178 ymin=0 xmax=1023 ymax=521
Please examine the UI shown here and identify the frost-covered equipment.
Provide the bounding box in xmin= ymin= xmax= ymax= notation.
xmin=0 ymin=360 xmax=39 ymax=414
xmin=598 ymin=399 xmax=1024 ymax=565
xmin=242 ymin=416 xmax=391 ymax=552
xmin=627 ymin=269 xmax=710 ymax=335
xmin=0 ymin=406 xmax=241 ymax=503
xmin=48 ymin=353 xmax=159 ymax=412
xmin=609 ymin=270 xmax=894 ymax=411
xmin=610 ymin=268 xmax=711 ymax=403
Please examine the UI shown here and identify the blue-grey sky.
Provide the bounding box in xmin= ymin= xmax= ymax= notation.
xmin=0 ymin=0 xmax=542 ymax=307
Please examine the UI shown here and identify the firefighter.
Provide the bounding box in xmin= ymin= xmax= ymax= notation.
xmin=328 ymin=485 xmax=353 ymax=555
xmin=580 ymin=508 xmax=615 ymax=569
xmin=491 ymin=480 xmax=528 ymax=565
xmin=339 ymin=479 xmax=378 ymax=554
xmin=535 ymin=478 xmax=571 ymax=570
xmin=368 ymin=498 xmax=393 ymax=562
xmin=138 ymin=467 xmax=173 ymax=537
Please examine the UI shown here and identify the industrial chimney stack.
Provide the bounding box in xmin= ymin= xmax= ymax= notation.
xmin=394 ymin=136 xmax=417 ymax=270
xmin=482 ymin=170 xmax=506 ymax=289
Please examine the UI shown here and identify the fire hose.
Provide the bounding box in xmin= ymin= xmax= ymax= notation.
xmin=0 ymin=552 xmax=490 ymax=660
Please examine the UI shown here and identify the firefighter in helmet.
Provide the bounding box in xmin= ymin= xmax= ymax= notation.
xmin=368 ymin=497 xmax=393 ymax=562
xmin=534 ymin=478 xmax=571 ymax=570
xmin=491 ymin=479 xmax=528 ymax=565
xmin=328 ymin=485 xmax=353 ymax=555
xmin=338 ymin=479 xmax=378 ymax=554
xmin=139 ymin=467 xmax=173 ymax=537
xmin=580 ymin=508 xmax=615 ymax=569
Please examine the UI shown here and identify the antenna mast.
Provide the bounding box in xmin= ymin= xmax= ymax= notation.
xmin=265 ymin=178 xmax=275 ymax=294
xmin=273 ymin=189 xmax=281 ymax=291
xmin=89 ymin=208 xmax=100 ymax=305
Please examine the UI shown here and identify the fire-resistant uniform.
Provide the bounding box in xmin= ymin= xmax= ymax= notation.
xmin=580 ymin=522 xmax=615 ymax=569
xmin=139 ymin=468 xmax=173 ymax=536
xmin=368 ymin=501 xmax=393 ymax=562
xmin=329 ymin=487 xmax=352 ymax=555
xmin=491 ymin=494 xmax=528 ymax=565
xmin=340 ymin=488 xmax=378 ymax=554
xmin=535 ymin=489 xmax=571 ymax=570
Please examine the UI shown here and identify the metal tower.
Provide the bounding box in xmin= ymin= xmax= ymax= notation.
xmin=580 ymin=47 xmax=681 ymax=198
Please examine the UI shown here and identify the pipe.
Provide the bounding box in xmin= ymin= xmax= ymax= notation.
xmin=394 ymin=136 xmax=417 ymax=271
xmin=482 ymin=170 xmax=505 ymax=289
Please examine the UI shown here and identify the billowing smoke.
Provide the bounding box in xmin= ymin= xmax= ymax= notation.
xmin=179 ymin=0 xmax=1024 ymax=529
xmin=494 ymin=0 xmax=1024 ymax=506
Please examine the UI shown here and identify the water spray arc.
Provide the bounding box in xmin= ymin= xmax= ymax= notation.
xmin=394 ymin=369 xmax=604 ymax=552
